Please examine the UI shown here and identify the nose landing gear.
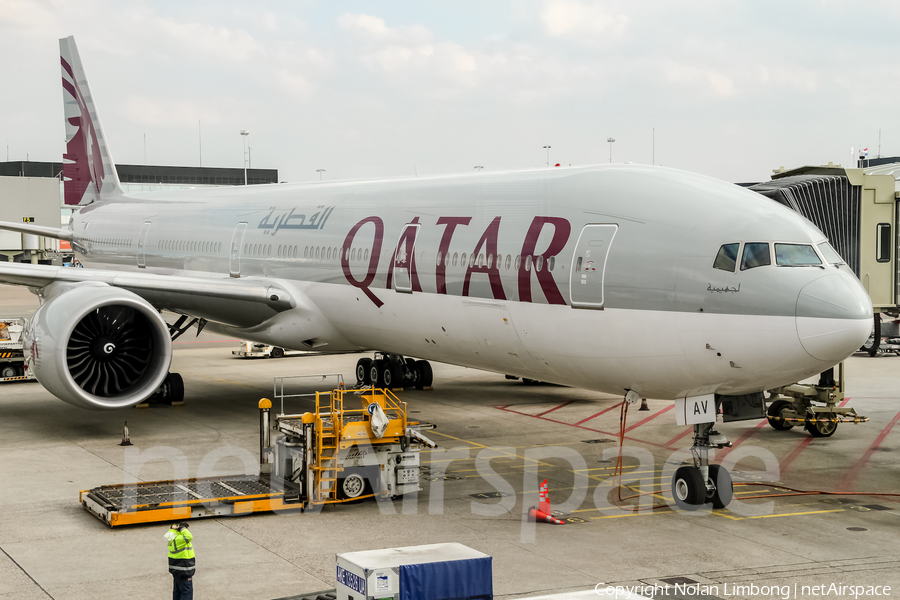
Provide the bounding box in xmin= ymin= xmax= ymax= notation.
xmin=671 ymin=423 xmax=734 ymax=511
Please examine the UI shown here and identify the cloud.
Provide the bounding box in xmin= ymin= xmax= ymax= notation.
xmin=0 ymin=0 xmax=59 ymax=31
xmin=151 ymin=19 xmax=265 ymax=65
xmin=658 ymin=60 xmax=734 ymax=97
xmin=542 ymin=0 xmax=629 ymax=43
xmin=338 ymin=12 xmax=609 ymax=105
xmin=339 ymin=13 xmax=478 ymax=94
xmin=121 ymin=96 xmax=218 ymax=127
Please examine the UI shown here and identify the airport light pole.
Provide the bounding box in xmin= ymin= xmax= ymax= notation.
xmin=317 ymin=169 xmax=326 ymax=180
xmin=543 ymin=145 xmax=551 ymax=167
xmin=607 ymin=138 xmax=615 ymax=163
xmin=240 ymin=130 xmax=250 ymax=185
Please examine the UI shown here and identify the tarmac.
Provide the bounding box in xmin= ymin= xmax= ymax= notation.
xmin=1 ymin=283 xmax=899 ymax=600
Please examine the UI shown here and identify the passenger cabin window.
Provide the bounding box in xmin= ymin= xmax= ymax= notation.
xmin=775 ymin=244 xmax=822 ymax=266
xmin=877 ymin=223 xmax=891 ymax=263
xmin=741 ymin=243 xmax=771 ymax=270
xmin=817 ymin=242 xmax=844 ymax=265
xmin=713 ymin=243 xmax=739 ymax=272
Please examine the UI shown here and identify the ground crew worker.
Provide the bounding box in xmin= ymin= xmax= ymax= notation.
xmin=165 ymin=522 xmax=195 ymax=599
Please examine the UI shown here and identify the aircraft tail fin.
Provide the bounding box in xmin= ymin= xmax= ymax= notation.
xmin=59 ymin=36 xmax=122 ymax=206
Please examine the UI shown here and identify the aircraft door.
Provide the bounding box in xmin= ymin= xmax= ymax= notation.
xmin=392 ymin=222 xmax=420 ymax=293
xmin=137 ymin=221 xmax=151 ymax=268
xmin=230 ymin=222 xmax=248 ymax=278
xmin=569 ymin=224 xmax=618 ymax=309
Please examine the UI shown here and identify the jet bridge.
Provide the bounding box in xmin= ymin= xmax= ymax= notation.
xmin=752 ymin=163 xmax=899 ymax=355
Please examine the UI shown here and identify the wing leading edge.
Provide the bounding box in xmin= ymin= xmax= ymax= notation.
xmin=0 ymin=262 xmax=295 ymax=327
xmin=0 ymin=221 xmax=74 ymax=241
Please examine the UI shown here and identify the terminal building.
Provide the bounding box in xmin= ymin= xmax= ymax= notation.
xmin=0 ymin=161 xmax=277 ymax=264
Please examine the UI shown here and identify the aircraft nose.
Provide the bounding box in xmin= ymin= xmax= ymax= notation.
xmin=796 ymin=271 xmax=873 ymax=362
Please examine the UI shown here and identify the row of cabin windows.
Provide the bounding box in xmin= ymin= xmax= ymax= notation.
xmin=159 ymin=240 xmax=222 ymax=254
xmin=713 ymin=241 xmax=844 ymax=272
xmin=437 ymin=251 xmax=556 ymax=272
xmin=267 ymin=245 xmax=557 ymax=273
xmin=149 ymin=239 xmax=556 ymax=273
xmin=92 ymin=238 xmax=132 ymax=248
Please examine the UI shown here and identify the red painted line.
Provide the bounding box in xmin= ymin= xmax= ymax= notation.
xmin=574 ymin=403 xmax=622 ymax=426
xmin=715 ymin=419 xmax=768 ymax=462
xmin=493 ymin=405 xmax=670 ymax=448
xmin=780 ymin=436 xmax=815 ymax=475
xmin=780 ymin=397 xmax=851 ymax=474
xmin=536 ymin=401 xmax=576 ymax=418
xmin=664 ymin=427 xmax=693 ymax=449
xmin=624 ymin=404 xmax=673 ymax=433
xmin=838 ymin=408 xmax=900 ymax=492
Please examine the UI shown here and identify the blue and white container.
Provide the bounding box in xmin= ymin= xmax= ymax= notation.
xmin=335 ymin=542 xmax=492 ymax=600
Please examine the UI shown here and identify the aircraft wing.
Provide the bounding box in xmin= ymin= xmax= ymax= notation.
xmin=0 ymin=220 xmax=74 ymax=241
xmin=0 ymin=262 xmax=295 ymax=327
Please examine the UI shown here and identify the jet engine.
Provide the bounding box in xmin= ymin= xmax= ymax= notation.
xmin=24 ymin=283 xmax=172 ymax=409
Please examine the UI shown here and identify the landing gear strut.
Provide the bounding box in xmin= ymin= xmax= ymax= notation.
xmin=355 ymin=352 xmax=433 ymax=390
xmin=146 ymin=372 xmax=184 ymax=405
xmin=671 ymin=423 xmax=733 ymax=510
xmin=143 ymin=315 xmax=201 ymax=407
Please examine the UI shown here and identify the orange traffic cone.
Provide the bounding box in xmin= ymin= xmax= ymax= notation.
xmin=529 ymin=479 xmax=565 ymax=524
xmin=529 ymin=507 xmax=565 ymax=524
xmin=639 ymin=398 xmax=649 ymax=411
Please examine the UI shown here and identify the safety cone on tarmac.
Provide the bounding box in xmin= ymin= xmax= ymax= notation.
xmin=529 ymin=479 xmax=565 ymax=524
xmin=119 ymin=421 xmax=133 ymax=446
xmin=639 ymin=398 xmax=650 ymax=411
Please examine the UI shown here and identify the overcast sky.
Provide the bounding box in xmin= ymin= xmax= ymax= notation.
xmin=2 ymin=1 xmax=899 ymax=184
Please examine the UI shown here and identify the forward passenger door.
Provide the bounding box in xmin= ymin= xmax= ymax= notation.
xmin=569 ymin=224 xmax=618 ymax=309
xmin=137 ymin=221 xmax=151 ymax=268
xmin=230 ymin=222 xmax=247 ymax=278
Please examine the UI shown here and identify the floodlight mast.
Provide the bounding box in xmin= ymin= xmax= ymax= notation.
xmin=240 ymin=130 xmax=250 ymax=185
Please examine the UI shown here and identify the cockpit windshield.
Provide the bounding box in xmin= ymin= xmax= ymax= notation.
xmin=713 ymin=243 xmax=739 ymax=272
xmin=775 ymin=243 xmax=822 ymax=267
xmin=817 ymin=242 xmax=845 ymax=265
xmin=741 ymin=243 xmax=771 ymax=270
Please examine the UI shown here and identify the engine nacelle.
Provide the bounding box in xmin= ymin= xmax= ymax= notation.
xmin=24 ymin=283 xmax=172 ymax=409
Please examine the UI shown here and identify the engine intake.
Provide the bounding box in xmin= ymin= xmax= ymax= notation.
xmin=25 ymin=283 xmax=172 ymax=409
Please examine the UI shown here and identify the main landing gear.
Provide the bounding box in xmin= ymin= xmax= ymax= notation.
xmin=355 ymin=352 xmax=433 ymax=390
xmin=671 ymin=423 xmax=734 ymax=510
xmin=143 ymin=314 xmax=206 ymax=406
xmin=149 ymin=372 xmax=185 ymax=405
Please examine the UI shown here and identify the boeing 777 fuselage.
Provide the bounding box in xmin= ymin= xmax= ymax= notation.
xmin=68 ymin=165 xmax=871 ymax=403
xmin=0 ymin=36 xmax=874 ymax=510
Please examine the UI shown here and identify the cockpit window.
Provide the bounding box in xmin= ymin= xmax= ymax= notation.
xmin=713 ymin=243 xmax=739 ymax=272
xmin=775 ymin=243 xmax=822 ymax=266
xmin=817 ymin=242 xmax=845 ymax=265
xmin=741 ymin=242 xmax=771 ymax=270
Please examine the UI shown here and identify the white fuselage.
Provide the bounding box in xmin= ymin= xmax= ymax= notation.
xmin=71 ymin=165 xmax=873 ymax=400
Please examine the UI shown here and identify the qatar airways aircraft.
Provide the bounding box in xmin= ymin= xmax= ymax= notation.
xmin=0 ymin=37 xmax=872 ymax=509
